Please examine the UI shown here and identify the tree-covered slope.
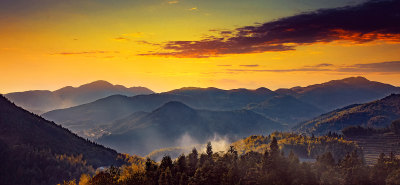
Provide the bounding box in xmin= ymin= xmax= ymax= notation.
xmin=294 ymin=94 xmax=400 ymax=135
xmin=0 ymin=95 xmax=125 ymax=185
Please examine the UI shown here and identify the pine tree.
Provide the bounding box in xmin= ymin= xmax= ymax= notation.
xmin=270 ymin=137 xmax=279 ymax=156
xmin=188 ymin=148 xmax=199 ymax=176
xmin=206 ymin=142 xmax=213 ymax=157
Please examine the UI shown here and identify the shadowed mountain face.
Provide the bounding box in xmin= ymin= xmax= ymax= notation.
xmin=96 ymin=101 xmax=285 ymax=156
xmin=246 ymin=95 xmax=324 ymax=124
xmin=276 ymin=77 xmax=400 ymax=111
xmin=4 ymin=80 xmax=154 ymax=114
xmin=0 ymin=95 xmax=124 ymax=184
xmin=42 ymin=88 xmax=281 ymax=135
xmin=294 ymin=94 xmax=400 ymax=135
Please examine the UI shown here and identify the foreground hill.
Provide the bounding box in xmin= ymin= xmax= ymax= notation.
xmin=0 ymin=95 xmax=125 ymax=185
xmin=5 ymin=80 xmax=153 ymax=114
xmin=96 ymin=101 xmax=285 ymax=156
xmin=276 ymin=77 xmax=400 ymax=111
xmin=295 ymin=94 xmax=400 ymax=135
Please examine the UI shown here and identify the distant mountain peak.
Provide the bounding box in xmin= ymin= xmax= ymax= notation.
xmin=79 ymin=80 xmax=114 ymax=88
xmin=160 ymin=101 xmax=193 ymax=110
xmin=332 ymin=76 xmax=369 ymax=84
xmin=255 ymin=87 xmax=273 ymax=93
xmin=150 ymin=101 xmax=196 ymax=117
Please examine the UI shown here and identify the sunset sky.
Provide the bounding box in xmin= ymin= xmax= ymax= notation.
xmin=1 ymin=0 xmax=400 ymax=93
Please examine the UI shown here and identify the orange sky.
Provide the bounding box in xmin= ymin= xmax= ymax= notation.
xmin=1 ymin=0 xmax=399 ymax=93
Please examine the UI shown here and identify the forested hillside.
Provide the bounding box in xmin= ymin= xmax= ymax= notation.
xmin=0 ymin=95 xmax=127 ymax=185
xmin=62 ymin=138 xmax=400 ymax=185
xmin=295 ymin=94 xmax=400 ymax=135
xmin=232 ymin=132 xmax=359 ymax=161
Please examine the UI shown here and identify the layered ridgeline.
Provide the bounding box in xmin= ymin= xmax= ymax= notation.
xmin=96 ymin=101 xmax=285 ymax=156
xmin=0 ymin=95 xmax=127 ymax=185
xmin=43 ymin=77 xmax=399 ymax=135
xmin=294 ymin=94 xmax=400 ymax=135
xmin=276 ymin=76 xmax=400 ymax=111
xmin=5 ymin=80 xmax=153 ymax=114
xmin=42 ymin=87 xmax=312 ymax=137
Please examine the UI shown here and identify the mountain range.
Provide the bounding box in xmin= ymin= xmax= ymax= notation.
xmin=294 ymin=94 xmax=400 ymax=135
xmin=95 ymin=101 xmax=284 ymax=156
xmin=42 ymin=77 xmax=399 ymax=137
xmin=42 ymin=88 xmax=283 ymax=135
xmin=0 ymin=95 xmax=125 ymax=185
xmin=4 ymin=80 xmax=154 ymax=114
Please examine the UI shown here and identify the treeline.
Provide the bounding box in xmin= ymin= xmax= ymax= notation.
xmin=232 ymin=132 xmax=359 ymax=161
xmin=63 ymin=138 xmax=400 ymax=185
xmin=342 ymin=119 xmax=400 ymax=137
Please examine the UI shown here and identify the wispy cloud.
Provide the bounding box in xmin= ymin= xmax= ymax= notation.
xmin=239 ymin=65 xmax=260 ymax=67
xmin=226 ymin=61 xmax=400 ymax=73
xmin=168 ymin=0 xmax=179 ymax=4
xmin=306 ymin=63 xmax=334 ymax=68
xmin=113 ymin=37 xmax=130 ymax=42
xmin=217 ymin=64 xmax=232 ymax=67
xmin=227 ymin=68 xmax=331 ymax=73
xmin=53 ymin=51 xmax=118 ymax=55
xmin=141 ymin=0 xmax=400 ymax=58
xmin=338 ymin=61 xmax=400 ymax=73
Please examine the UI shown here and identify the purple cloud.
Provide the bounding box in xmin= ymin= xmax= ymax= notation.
xmin=141 ymin=0 xmax=400 ymax=58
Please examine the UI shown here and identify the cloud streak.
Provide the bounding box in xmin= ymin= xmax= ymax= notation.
xmin=226 ymin=61 xmax=400 ymax=73
xmin=141 ymin=0 xmax=400 ymax=58
xmin=338 ymin=61 xmax=400 ymax=73
xmin=239 ymin=65 xmax=260 ymax=67
xmin=53 ymin=51 xmax=119 ymax=55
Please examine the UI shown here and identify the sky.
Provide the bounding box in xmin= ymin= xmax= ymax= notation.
xmin=1 ymin=0 xmax=400 ymax=93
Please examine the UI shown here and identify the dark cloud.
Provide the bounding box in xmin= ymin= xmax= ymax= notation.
xmin=142 ymin=0 xmax=400 ymax=58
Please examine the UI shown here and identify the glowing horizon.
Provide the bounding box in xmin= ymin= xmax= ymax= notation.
xmin=1 ymin=0 xmax=400 ymax=94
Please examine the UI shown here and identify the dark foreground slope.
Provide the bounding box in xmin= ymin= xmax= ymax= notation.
xmin=295 ymin=94 xmax=400 ymax=135
xmin=0 ymin=95 xmax=125 ymax=185
xmin=97 ymin=101 xmax=285 ymax=155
